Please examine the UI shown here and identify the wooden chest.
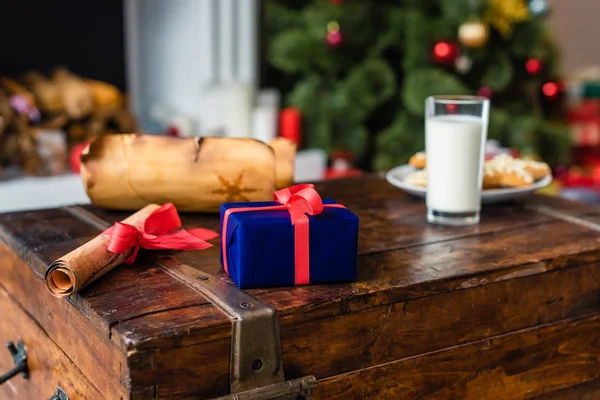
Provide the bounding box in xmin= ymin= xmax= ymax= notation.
xmin=1 ymin=176 xmax=600 ymax=399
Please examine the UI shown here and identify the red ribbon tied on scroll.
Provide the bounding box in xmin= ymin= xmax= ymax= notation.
xmin=222 ymin=184 xmax=345 ymax=285
xmin=104 ymin=203 xmax=219 ymax=263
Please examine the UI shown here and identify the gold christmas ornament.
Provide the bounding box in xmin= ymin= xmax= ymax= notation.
xmin=327 ymin=21 xmax=340 ymax=33
xmin=458 ymin=20 xmax=489 ymax=48
xmin=486 ymin=0 xmax=530 ymax=38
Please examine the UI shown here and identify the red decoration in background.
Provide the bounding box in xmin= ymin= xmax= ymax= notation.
xmin=542 ymin=81 xmax=559 ymax=98
xmin=477 ymin=86 xmax=493 ymax=99
xmin=446 ymin=103 xmax=458 ymax=113
xmin=568 ymin=100 xmax=600 ymax=122
xmin=433 ymin=42 xmax=452 ymax=58
xmin=326 ymin=21 xmax=342 ymax=49
xmin=432 ymin=41 xmax=459 ymax=65
xmin=165 ymin=125 xmax=181 ymax=137
xmin=279 ymin=108 xmax=301 ymax=145
xmin=70 ymin=142 xmax=89 ymax=173
xmin=324 ymin=150 xmax=363 ymax=179
xmin=562 ymin=99 xmax=600 ymax=195
xmin=435 ymin=42 xmax=451 ymax=57
xmin=571 ymin=100 xmax=600 ymax=118
xmin=568 ymin=100 xmax=600 ymax=147
xmin=329 ymin=0 xmax=345 ymax=4
xmin=326 ymin=30 xmax=343 ymax=48
xmin=525 ymin=58 xmax=542 ymax=75
xmin=510 ymin=148 xmax=522 ymax=159
xmin=558 ymin=165 xmax=600 ymax=190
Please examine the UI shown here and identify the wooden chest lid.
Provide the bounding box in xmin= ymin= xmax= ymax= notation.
xmin=2 ymin=175 xmax=600 ymax=398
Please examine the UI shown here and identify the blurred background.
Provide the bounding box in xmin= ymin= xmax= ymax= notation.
xmin=1 ymin=0 xmax=600 ymax=210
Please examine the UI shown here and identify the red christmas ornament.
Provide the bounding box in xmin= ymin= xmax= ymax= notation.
xmin=434 ymin=42 xmax=451 ymax=58
xmin=525 ymin=58 xmax=542 ymax=75
xmin=326 ymin=31 xmax=343 ymax=48
xmin=329 ymin=0 xmax=345 ymax=4
xmin=542 ymin=81 xmax=559 ymax=98
xmin=432 ymin=41 xmax=459 ymax=64
xmin=446 ymin=103 xmax=458 ymax=113
xmin=477 ymin=86 xmax=493 ymax=99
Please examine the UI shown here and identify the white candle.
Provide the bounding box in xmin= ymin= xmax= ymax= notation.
xmin=295 ymin=149 xmax=327 ymax=182
xmin=252 ymin=89 xmax=280 ymax=143
xmin=252 ymin=107 xmax=276 ymax=143
xmin=216 ymin=82 xmax=253 ymax=138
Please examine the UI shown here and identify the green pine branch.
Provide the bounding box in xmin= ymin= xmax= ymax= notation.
xmin=265 ymin=0 xmax=569 ymax=170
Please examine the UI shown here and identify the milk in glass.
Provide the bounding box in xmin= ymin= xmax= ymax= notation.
xmin=425 ymin=115 xmax=485 ymax=213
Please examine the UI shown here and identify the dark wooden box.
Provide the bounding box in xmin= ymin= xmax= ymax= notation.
xmin=1 ymin=176 xmax=600 ymax=399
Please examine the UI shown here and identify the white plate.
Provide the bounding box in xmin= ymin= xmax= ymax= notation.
xmin=386 ymin=164 xmax=553 ymax=204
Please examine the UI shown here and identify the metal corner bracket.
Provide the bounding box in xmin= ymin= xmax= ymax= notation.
xmin=159 ymin=257 xmax=315 ymax=399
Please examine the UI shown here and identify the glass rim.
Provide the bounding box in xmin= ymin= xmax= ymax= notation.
xmin=427 ymin=95 xmax=489 ymax=104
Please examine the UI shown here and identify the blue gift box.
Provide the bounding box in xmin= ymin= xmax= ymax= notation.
xmin=220 ymin=200 xmax=359 ymax=289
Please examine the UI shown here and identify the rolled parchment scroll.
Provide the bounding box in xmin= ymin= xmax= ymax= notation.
xmin=270 ymin=137 xmax=296 ymax=189
xmin=45 ymin=204 xmax=159 ymax=297
xmin=80 ymin=134 xmax=296 ymax=212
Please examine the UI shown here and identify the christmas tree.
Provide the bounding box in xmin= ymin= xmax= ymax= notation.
xmin=263 ymin=0 xmax=569 ymax=171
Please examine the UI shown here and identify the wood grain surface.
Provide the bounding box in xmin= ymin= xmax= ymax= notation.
xmin=312 ymin=314 xmax=600 ymax=400
xmin=535 ymin=379 xmax=600 ymax=399
xmin=1 ymin=176 xmax=600 ymax=399
xmin=279 ymin=261 xmax=600 ymax=380
xmin=0 ymin=242 xmax=129 ymax=398
xmin=0 ymin=287 xmax=104 ymax=400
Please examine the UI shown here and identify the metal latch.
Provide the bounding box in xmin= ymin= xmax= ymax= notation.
xmin=210 ymin=376 xmax=317 ymax=400
xmin=0 ymin=341 xmax=29 ymax=385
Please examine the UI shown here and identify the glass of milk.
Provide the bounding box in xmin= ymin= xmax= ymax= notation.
xmin=425 ymin=95 xmax=490 ymax=226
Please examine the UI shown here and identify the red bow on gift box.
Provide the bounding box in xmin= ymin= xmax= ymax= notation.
xmin=104 ymin=203 xmax=219 ymax=263
xmin=221 ymin=184 xmax=346 ymax=285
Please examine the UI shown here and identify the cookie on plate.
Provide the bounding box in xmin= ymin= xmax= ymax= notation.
xmin=499 ymin=168 xmax=534 ymax=187
xmin=404 ymin=170 xmax=427 ymax=187
xmin=486 ymin=154 xmax=535 ymax=187
xmin=522 ymin=160 xmax=551 ymax=180
xmin=492 ymin=154 xmax=550 ymax=181
xmin=482 ymin=164 xmax=502 ymax=189
xmin=409 ymin=152 xmax=426 ymax=169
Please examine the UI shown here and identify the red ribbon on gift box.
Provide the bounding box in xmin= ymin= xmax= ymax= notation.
xmin=221 ymin=184 xmax=346 ymax=285
xmin=104 ymin=203 xmax=219 ymax=263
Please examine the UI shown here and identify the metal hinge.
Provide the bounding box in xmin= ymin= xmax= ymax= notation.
xmin=65 ymin=206 xmax=316 ymax=399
